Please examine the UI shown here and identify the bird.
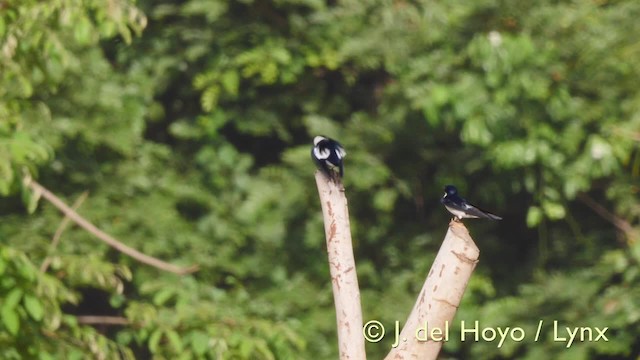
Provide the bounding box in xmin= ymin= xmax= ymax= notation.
xmin=311 ymin=135 xmax=346 ymax=181
xmin=440 ymin=185 xmax=502 ymax=221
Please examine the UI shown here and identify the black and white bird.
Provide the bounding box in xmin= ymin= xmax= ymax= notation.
xmin=311 ymin=135 xmax=346 ymax=181
xmin=441 ymin=185 xmax=502 ymax=221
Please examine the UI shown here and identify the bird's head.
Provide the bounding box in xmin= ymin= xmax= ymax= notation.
xmin=444 ymin=185 xmax=458 ymax=196
xmin=313 ymin=135 xmax=328 ymax=146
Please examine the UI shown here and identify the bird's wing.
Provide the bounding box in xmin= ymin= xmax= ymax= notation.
xmin=464 ymin=203 xmax=502 ymax=220
xmin=313 ymin=147 xmax=330 ymax=159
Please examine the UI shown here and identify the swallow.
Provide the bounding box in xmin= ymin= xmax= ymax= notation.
xmin=311 ymin=135 xmax=346 ymax=181
xmin=440 ymin=185 xmax=502 ymax=221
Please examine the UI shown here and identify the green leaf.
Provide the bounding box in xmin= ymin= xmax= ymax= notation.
xmin=630 ymin=242 xmax=640 ymax=264
xmin=239 ymin=338 xmax=253 ymax=358
xmin=166 ymin=329 xmax=183 ymax=352
xmin=74 ymin=16 xmax=93 ymax=44
xmin=526 ymin=206 xmax=543 ymax=227
xmin=23 ymin=294 xmax=44 ymax=321
xmin=152 ymin=287 xmax=175 ymax=306
xmin=21 ymin=183 xmax=41 ymax=214
xmin=4 ymin=288 xmax=24 ymax=309
xmin=542 ymin=201 xmax=566 ymax=220
xmin=38 ymin=351 xmax=55 ymax=360
xmin=201 ymin=86 xmax=220 ymax=112
xmin=191 ymin=331 xmax=210 ymax=355
xmin=169 ymin=120 xmax=201 ymax=140
xmin=461 ymin=116 xmax=492 ymax=145
xmin=0 ymin=157 xmax=13 ymax=195
xmin=254 ymin=339 xmax=275 ymax=360
xmin=1 ymin=305 xmax=20 ymax=335
xmin=221 ymin=70 xmax=240 ymax=96
xmin=373 ymin=188 xmax=398 ymax=212
xmin=148 ymin=329 xmax=163 ymax=353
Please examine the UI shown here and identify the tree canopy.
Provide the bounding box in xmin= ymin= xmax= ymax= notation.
xmin=1 ymin=0 xmax=639 ymax=358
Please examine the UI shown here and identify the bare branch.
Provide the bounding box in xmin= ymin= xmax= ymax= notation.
xmin=577 ymin=192 xmax=635 ymax=237
xmin=40 ymin=191 xmax=89 ymax=273
xmin=314 ymin=171 xmax=366 ymax=360
xmin=385 ymin=220 xmax=479 ymax=360
xmin=76 ymin=315 xmax=130 ymax=326
xmin=24 ymin=177 xmax=199 ymax=275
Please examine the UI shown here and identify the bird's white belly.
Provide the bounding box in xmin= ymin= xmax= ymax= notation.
xmin=445 ymin=206 xmax=479 ymax=219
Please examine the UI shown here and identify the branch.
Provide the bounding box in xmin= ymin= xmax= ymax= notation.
xmin=314 ymin=171 xmax=366 ymax=360
xmin=577 ymin=192 xmax=635 ymax=236
xmin=76 ymin=315 xmax=129 ymax=326
xmin=385 ymin=220 xmax=479 ymax=360
xmin=40 ymin=191 xmax=89 ymax=273
xmin=25 ymin=177 xmax=199 ymax=275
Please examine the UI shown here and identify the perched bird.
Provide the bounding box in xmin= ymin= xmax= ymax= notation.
xmin=311 ymin=135 xmax=346 ymax=181
xmin=440 ymin=185 xmax=502 ymax=221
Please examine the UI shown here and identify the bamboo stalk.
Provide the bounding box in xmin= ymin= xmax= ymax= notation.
xmin=385 ymin=220 xmax=479 ymax=359
xmin=314 ymin=171 xmax=366 ymax=360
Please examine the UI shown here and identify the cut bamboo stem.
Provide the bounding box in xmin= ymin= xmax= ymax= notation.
xmin=314 ymin=171 xmax=366 ymax=360
xmin=385 ymin=220 xmax=479 ymax=360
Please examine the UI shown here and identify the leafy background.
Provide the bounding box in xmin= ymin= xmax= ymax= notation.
xmin=1 ymin=0 xmax=639 ymax=358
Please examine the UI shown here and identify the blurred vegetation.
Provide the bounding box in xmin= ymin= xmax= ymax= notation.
xmin=1 ymin=0 xmax=639 ymax=358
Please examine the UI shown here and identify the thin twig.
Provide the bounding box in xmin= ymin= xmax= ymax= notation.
xmin=24 ymin=177 xmax=199 ymax=275
xmin=76 ymin=315 xmax=130 ymax=326
xmin=40 ymin=191 xmax=89 ymax=273
xmin=577 ymin=193 xmax=634 ymax=235
xmin=314 ymin=171 xmax=366 ymax=360
xmin=611 ymin=127 xmax=640 ymax=142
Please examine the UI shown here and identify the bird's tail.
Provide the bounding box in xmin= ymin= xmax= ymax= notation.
xmin=485 ymin=212 xmax=502 ymax=220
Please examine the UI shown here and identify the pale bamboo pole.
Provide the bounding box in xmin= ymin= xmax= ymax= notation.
xmin=314 ymin=171 xmax=366 ymax=360
xmin=385 ymin=220 xmax=480 ymax=360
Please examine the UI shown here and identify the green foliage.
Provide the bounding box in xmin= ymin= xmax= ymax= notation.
xmin=0 ymin=246 xmax=132 ymax=358
xmin=459 ymin=245 xmax=640 ymax=359
xmin=118 ymin=278 xmax=305 ymax=359
xmin=1 ymin=0 xmax=639 ymax=358
xmin=0 ymin=0 xmax=146 ymax=197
